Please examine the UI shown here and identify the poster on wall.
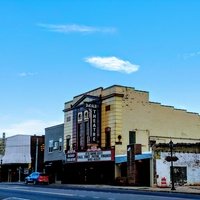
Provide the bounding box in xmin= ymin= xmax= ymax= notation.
xmin=66 ymin=151 xmax=77 ymax=162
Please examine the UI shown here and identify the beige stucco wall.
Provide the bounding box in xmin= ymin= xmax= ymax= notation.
xmin=106 ymin=86 xmax=200 ymax=155
xmin=101 ymin=96 xmax=123 ymax=148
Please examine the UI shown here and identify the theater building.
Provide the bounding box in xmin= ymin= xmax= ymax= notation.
xmin=62 ymin=85 xmax=200 ymax=185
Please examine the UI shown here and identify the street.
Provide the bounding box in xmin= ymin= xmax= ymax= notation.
xmin=0 ymin=183 xmax=200 ymax=200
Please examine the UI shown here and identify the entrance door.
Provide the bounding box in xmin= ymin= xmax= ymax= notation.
xmin=136 ymin=159 xmax=150 ymax=186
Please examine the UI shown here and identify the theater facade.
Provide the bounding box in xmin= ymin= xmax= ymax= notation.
xmin=62 ymin=85 xmax=200 ymax=186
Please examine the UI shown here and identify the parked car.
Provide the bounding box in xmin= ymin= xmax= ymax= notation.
xmin=25 ymin=172 xmax=49 ymax=185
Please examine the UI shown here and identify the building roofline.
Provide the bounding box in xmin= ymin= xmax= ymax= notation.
xmin=104 ymin=84 xmax=149 ymax=94
xmin=104 ymin=84 xmax=135 ymax=91
xmin=64 ymin=100 xmax=73 ymax=105
xmin=150 ymin=102 xmax=200 ymax=116
xmin=101 ymin=93 xmax=124 ymax=101
xmin=73 ymin=87 xmax=103 ymax=99
xmin=6 ymin=134 xmax=32 ymax=139
xmin=45 ymin=123 xmax=64 ymax=131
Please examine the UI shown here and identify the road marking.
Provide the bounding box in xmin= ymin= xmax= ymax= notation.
xmin=3 ymin=198 xmax=30 ymax=200
xmin=78 ymin=195 xmax=86 ymax=198
xmin=0 ymin=187 xmax=75 ymax=197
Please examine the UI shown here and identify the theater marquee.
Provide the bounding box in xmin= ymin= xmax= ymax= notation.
xmin=77 ymin=150 xmax=114 ymax=162
xmin=66 ymin=150 xmax=115 ymax=163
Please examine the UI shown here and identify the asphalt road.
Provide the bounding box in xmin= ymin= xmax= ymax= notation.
xmin=0 ymin=183 xmax=199 ymax=200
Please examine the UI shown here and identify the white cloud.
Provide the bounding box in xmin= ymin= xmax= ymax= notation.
xmin=85 ymin=56 xmax=139 ymax=74
xmin=18 ymin=72 xmax=37 ymax=77
xmin=1 ymin=119 xmax=63 ymax=137
xmin=182 ymin=51 xmax=200 ymax=59
xmin=37 ymin=23 xmax=116 ymax=34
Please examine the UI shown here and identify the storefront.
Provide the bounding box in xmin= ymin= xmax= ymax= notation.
xmin=63 ymin=149 xmax=115 ymax=184
xmin=115 ymin=153 xmax=152 ymax=186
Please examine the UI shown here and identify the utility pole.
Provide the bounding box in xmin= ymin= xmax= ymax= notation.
xmin=35 ymin=138 xmax=38 ymax=172
xmin=169 ymin=140 xmax=176 ymax=190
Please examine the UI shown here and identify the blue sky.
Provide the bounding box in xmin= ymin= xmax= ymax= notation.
xmin=1 ymin=0 xmax=200 ymax=137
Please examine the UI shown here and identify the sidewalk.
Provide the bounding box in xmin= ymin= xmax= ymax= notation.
xmin=50 ymin=183 xmax=200 ymax=195
xmin=142 ymin=185 xmax=200 ymax=194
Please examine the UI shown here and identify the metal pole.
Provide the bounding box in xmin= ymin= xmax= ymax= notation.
xmin=18 ymin=166 xmax=21 ymax=182
xmin=170 ymin=140 xmax=176 ymax=190
xmin=0 ymin=159 xmax=2 ymax=182
xmin=35 ymin=138 xmax=38 ymax=172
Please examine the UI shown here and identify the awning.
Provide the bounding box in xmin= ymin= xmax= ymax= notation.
xmin=2 ymin=135 xmax=31 ymax=164
xmin=115 ymin=152 xmax=152 ymax=164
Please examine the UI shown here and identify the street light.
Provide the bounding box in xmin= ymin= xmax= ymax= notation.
xmin=169 ymin=140 xmax=176 ymax=190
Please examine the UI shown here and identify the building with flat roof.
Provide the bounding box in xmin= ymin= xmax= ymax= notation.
xmin=1 ymin=134 xmax=44 ymax=182
xmin=62 ymin=85 xmax=200 ymax=185
xmin=44 ymin=124 xmax=65 ymax=184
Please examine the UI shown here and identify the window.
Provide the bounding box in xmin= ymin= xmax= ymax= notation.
xmin=67 ymin=116 xmax=71 ymax=122
xmin=129 ymin=131 xmax=136 ymax=144
xmin=171 ymin=166 xmax=187 ymax=184
xmin=53 ymin=141 xmax=59 ymax=150
xmin=78 ymin=112 xmax=82 ymax=122
xmin=105 ymin=105 xmax=110 ymax=111
xmin=84 ymin=110 xmax=89 ymax=121
xmin=105 ymin=127 xmax=111 ymax=148
xmin=59 ymin=137 xmax=62 ymax=151
xmin=48 ymin=140 xmax=53 ymax=153
xmin=66 ymin=135 xmax=71 ymax=151
xmin=84 ymin=122 xmax=88 ymax=149
xmin=77 ymin=123 xmax=82 ymax=150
